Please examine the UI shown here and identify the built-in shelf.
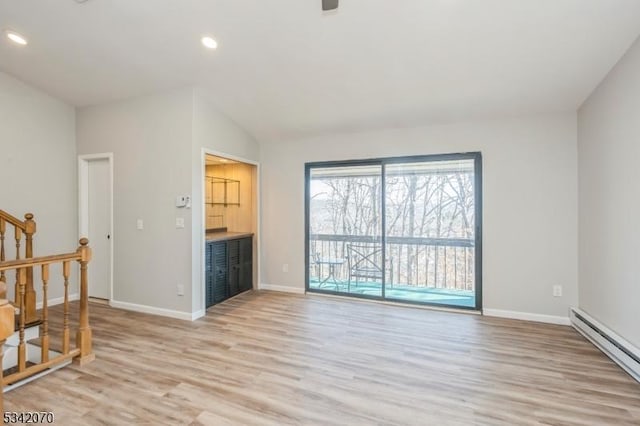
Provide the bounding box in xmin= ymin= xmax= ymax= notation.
xmin=205 ymin=176 xmax=240 ymax=206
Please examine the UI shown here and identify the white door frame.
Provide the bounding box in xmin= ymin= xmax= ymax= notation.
xmin=78 ymin=153 xmax=114 ymax=302
xmin=200 ymin=148 xmax=260 ymax=314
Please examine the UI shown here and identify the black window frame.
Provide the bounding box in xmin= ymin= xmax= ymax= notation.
xmin=304 ymin=152 xmax=483 ymax=311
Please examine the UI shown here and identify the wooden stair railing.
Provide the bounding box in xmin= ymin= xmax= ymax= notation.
xmin=0 ymin=210 xmax=37 ymax=323
xmin=0 ymin=238 xmax=94 ymax=394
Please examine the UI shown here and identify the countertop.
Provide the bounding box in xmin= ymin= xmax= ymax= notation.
xmin=205 ymin=231 xmax=254 ymax=242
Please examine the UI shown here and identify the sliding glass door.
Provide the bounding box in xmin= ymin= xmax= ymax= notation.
xmin=306 ymin=153 xmax=482 ymax=310
xmin=307 ymin=164 xmax=383 ymax=297
xmin=384 ymin=158 xmax=478 ymax=308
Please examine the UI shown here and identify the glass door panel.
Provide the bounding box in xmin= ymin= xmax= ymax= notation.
xmin=308 ymin=164 xmax=383 ymax=298
xmin=306 ymin=153 xmax=482 ymax=310
xmin=384 ymin=159 xmax=477 ymax=308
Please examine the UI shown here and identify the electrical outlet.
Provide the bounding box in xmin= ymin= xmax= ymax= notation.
xmin=553 ymin=285 xmax=562 ymax=297
xmin=282 ymin=263 xmax=289 ymax=273
xmin=177 ymin=284 xmax=184 ymax=296
xmin=176 ymin=217 xmax=185 ymax=228
xmin=136 ymin=219 xmax=144 ymax=230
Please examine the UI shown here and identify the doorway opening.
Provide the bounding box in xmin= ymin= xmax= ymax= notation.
xmin=202 ymin=152 xmax=258 ymax=310
xmin=78 ymin=153 xmax=114 ymax=302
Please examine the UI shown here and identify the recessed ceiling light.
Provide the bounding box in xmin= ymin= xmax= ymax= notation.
xmin=6 ymin=30 xmax=28 ymax=46
xmin=201 ymin=36 xmax=218 ymax=50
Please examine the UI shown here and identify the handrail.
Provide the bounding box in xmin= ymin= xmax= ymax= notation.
xmin=0 ymin=210 xmax=33 ymax=231
xmin=310 ymin=233 xmax=474 ymax=248
xmin=0 ymin=251 xmax=80 ymax=271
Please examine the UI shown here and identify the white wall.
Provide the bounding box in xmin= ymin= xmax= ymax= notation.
xmin=76 ymin=88 xmax=260 ymax=317
xmin=193 ymin=91 xmax=262 ymax=164
xmin=0 ymin=71 xmax=77 ymax=299
xmin=190 ymin=91 xmax=260 ymax=314
xmin=76 ymin=88 xmax=194 ymax=314
xmin=261 ymin=114 xmax=578 ymax=319
xmin=578 ymin=37 xmax=640 ymax=348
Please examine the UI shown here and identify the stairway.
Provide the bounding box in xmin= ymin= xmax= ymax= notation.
xmin=3 ymin=325 xmax=70 ymax=392
xmin=0 ymin=209 xmax=94 ymax=406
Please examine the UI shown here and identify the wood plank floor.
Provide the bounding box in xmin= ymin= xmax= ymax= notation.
xmin=4 ymin=291 xmax=640 ymax=425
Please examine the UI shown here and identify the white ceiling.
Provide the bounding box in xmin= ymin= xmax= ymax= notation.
xmin=2 ymin=0 xmax=640 ymax=142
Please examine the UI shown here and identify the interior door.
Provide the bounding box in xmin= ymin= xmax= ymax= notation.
xmin=87 ymin=158 xmax=111 ymax=300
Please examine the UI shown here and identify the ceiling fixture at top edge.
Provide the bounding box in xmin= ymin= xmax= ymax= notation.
xmin=6 ymin=31 xmax=28 ymax=45
xmin=322 ymin=0 xmax=339 ymax=11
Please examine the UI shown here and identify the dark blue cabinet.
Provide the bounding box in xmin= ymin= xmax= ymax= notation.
xmin=205 ymin=236 xmax=252 ymax=308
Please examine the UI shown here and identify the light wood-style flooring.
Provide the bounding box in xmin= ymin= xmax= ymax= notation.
xmin=4 ymin=291 xmax=640 ymax=425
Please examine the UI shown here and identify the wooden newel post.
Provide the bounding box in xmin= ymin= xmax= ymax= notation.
xmin=75 ymin=238 xmax=95 ymax=365
xmin=24 ymin=213 xmax=37 ymax=323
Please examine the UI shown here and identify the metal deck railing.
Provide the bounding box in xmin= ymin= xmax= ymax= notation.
xmin=310 ymin=234 xmax=475 ymax=291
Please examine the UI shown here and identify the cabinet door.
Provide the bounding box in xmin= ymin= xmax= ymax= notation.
xmin=239 ymin=237 xmax=253 ymax=292
xmin=228 ymin=239 xmax=241 ymax=297
xmin=205 ymin=242 xmax=214 ymax=307
xmin=212 ymin=241 xmax=229 ymax=304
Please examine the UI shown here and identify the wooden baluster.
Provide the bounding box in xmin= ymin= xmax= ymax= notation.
xmin=75 ymin=238 xmax=94 ymax=364
xmin=41 ymin=264 xmax=50 ymax=363
xmin=13 ymin=227 xmax=22 ymax=306
xmin=14 ymin=227 xmax=21 ymax=259
xmin=24 ymin=213 xmax=37 ymax=324
xmin=17 ymin=267 xmax=27 ymax=372
xmin=62 ymin=261 xmax=70 ymax=355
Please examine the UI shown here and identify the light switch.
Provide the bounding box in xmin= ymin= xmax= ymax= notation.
xmin=136 ymin=219 xmax=144 ymax=230
xmin=176 ymin=217 xmax=185 ymax=228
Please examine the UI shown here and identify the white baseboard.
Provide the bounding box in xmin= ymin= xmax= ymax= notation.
xmin=109 ymin=300 xmax=194 ymax=321
xmin=191 ymin=310 xmax=206 ymax=321
xmin=258 ymin=283 xmax=305 ymax=294
xmin=483 ymin=308 xmax=571 ymax=325
xmin=571 ymin=308 xmax=640 ymax=383
xmin=35 ymin=293 xmax=80 ymax=310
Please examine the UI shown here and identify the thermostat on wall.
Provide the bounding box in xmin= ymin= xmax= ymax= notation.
xmin=176 ymin=195 xmax=191 ymax=208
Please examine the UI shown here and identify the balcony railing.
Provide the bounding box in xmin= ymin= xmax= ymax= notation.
xmin=309 ymin=233 xmax=475 ymax=291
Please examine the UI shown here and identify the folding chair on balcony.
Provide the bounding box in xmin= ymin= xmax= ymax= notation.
xmin=346 ymin=243 xmax=393 ymax=293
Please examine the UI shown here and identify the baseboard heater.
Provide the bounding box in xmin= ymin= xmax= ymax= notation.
xmin=570 ymin=308 xmax=640 ymax=383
